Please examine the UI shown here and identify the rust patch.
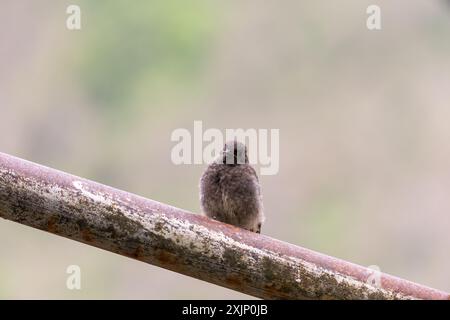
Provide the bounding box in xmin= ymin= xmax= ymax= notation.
xmin=133 ymin=245 xmax=144 ymax=259
xmin=225 ymin=275 xmax=242 ymax=287
xmin=46 ymin=216 xmax=58 ymax=233
xmin=156 ymin=250 xmax=178 ymax=266
xmin=81 ymin=228 xmax=93 ymax=242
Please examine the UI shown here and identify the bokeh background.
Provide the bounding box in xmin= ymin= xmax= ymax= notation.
xmin=1 ymin=0 xmax=449 ymax=299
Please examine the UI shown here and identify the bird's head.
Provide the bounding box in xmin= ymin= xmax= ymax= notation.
xmin=221 ymin=140 xmax=248 ymax=165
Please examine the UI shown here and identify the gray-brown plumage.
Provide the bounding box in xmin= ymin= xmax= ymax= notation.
xmin=200 ymin=140 xmax=265 ymax=233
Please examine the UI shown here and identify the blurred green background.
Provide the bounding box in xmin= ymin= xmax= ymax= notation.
xmin=1 ymin=0 xmax=449 ymax=299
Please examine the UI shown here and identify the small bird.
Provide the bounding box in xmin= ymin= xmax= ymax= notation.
xmin=200 ymin=140 xmax=265 ymax=233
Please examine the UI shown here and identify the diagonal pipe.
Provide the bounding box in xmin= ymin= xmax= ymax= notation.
xmin=0 ymin=152 xmax=448 ymax=299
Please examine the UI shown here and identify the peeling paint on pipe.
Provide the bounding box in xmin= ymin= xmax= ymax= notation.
xmin=0 ymin=152 xmax=448 ymax=300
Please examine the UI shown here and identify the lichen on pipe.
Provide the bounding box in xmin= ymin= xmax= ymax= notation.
xmin=0 ymin=152 xmax=448 ymax=300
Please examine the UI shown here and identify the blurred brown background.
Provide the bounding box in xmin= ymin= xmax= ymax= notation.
xmin=0 ymin=0 xmax=449 ymax=299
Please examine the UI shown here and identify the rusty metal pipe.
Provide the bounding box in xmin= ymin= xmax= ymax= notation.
xmin=0 ymin=152 xmax=448 ymax=299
